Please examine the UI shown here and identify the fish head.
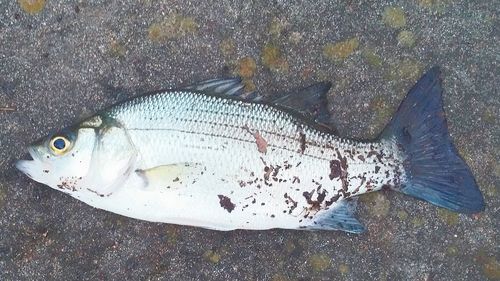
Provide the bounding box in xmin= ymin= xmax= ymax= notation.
xmin=16 ymin=115 xmax=138 ymax=197
xmin=16 ymin=125 xmax=97 ymax=192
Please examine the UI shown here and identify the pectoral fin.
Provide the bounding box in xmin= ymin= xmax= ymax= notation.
xmin=135 ymin=163 xmax=205 ymax=190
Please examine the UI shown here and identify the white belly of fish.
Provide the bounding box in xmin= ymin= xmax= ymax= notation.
xmin=72 ymin=91 xmax=401 ymax=231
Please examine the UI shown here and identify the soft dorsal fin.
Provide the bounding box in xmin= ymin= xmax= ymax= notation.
xmin=272 ymin=82 xmax=335 ymax=132
xmin=184 ymin=78 xmax=335 ymax=132
xmin=305 ymin=200 xmax=365 ymax=234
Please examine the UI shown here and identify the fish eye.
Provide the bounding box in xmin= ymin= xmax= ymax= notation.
xmin=49 ymin=136 xmax=70 ymax=155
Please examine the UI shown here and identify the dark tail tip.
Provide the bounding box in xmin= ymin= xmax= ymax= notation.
xmin=381 ymin=66 xmax=485 ymax=213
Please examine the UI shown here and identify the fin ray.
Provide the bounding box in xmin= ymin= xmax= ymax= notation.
xmin=135 ymin=163 xmax=204 ymax=190
xmin=306 ymin=200 xmax=365 ymax=233
xmin=184 ymin=78 xmax=246 ymax=97
xmin=381 ymin=66 xmax=485 ymax=213
xmin=272 ymin=82 xmax=336 ymax=133
xmin=186 ymin=78 xmax=336 ymax=132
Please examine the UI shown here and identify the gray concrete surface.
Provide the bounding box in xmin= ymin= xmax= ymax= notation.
xmin=0 ymin=1 xmax=498 ymax=280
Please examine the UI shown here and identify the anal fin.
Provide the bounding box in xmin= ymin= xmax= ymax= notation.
xmin=306 ymin=200 xmax=365 ymax=234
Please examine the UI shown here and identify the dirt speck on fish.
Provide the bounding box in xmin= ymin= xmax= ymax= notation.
xmin=16 ymin=67 xmax=485 ymax=233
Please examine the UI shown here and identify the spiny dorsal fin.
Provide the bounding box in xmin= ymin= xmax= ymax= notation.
xmin=185 ymin=78 xmax=335 ymax=132
xmin=183 ymin=78 xmax=247 ymax=98
xmin=306 ymin=199 xmax=365 ymax=234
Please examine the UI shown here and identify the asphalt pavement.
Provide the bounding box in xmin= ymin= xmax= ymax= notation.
xmin=0 ymin=1 xmax=498 ymax=280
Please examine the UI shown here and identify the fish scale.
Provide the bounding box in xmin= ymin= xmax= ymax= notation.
xmin=16 ymin=68 xmax=485 ymax=233
xmin=102 ymin=90 xmax=400 ymax=229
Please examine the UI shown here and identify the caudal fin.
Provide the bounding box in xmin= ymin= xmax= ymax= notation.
xmin=380 ymin=66 xmax=485 ymax=213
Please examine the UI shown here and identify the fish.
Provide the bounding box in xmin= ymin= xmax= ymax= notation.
xmin=16 ymin=67 xmax=485 ymax=233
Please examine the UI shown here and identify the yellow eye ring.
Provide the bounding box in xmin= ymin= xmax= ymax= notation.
xmin=50 ymin=136 xmax=71 ymax=155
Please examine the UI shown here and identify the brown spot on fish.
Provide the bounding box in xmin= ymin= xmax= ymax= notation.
xmin=244 ymin=125 xmax=268 ymax=154
xmin=57 ymin=177 xmax=81 ymax=191
xmin=253 ymin=131 xmax=268 ymax=154
xmin=329 ymin=160 xmax=342 ymax=179
xmin=325 ymin=194 xmax=341 ymax=206
xmin=332 ymin=151 xmax=350 ymax=193
xmin=292 ymin=176 xmax=300 ymax=184
xmin=339 ymin=154 xmax=348 ymax=170
xmin=43 ymin=170 xmax=49 ymax=173
xmin=377 ymin=153 xmax=383 ymax=162
xmin=317 ymin=190 xmax=326 ymax=203
xmin=172 ymin=177 xmax=180 ymax=182
xmin=367 ymin=150 xmax=379 ymax=159
xmin=299 ymin=132 xmax=306 ymax=154
xmin=365 ymin=180 xmax=375 ymax=192
xmin=352 ymin=176 xmax=366 ymax=194
xmin=272 ymin=165 xmax=281 ymax=178
xmin=357 ymin=155 xmax=365 ymax=161
xmin=303 ymin=189 xmax=327 ymax=210
xmin=284 ymin=193 xmax=298 ymax=214
xmin=217 ymin=195 xmax=235 ymax=213
xmin=375 ymin=166 xmax=381 ymax=173
xmin=264 ymin=165 xmax=274 ymax=181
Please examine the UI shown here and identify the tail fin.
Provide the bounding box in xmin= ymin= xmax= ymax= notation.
xmin=380 ymin=66 xmax=485 ymax=213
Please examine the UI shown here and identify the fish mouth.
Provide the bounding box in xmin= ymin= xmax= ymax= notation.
xmin=15 ymin=146 xmax=41 ymax=178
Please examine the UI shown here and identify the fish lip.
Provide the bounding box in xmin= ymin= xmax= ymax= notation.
xmin=15 ymin=159 xmax=36 ymax=179
xmin=15 ymin=146 xmax=40 ymax=175
xmin=15 ymin=159 xmax=30 ymax=173
xmin=27 ymin=146 xmax=41 ymax=161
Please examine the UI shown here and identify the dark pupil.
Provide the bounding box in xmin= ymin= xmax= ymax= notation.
xmin=53 ymin=138 xmax=66 ymax=150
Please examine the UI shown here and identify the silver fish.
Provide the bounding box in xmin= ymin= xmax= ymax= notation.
xmin=16 ymin=67 xmax=485 ymax=233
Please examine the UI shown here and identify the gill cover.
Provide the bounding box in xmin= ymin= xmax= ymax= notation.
xmin=83 ymin=123 xmax=138 ymax=196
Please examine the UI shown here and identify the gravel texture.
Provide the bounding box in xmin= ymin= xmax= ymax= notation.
xmin=0 ymin=1 xmax=498 ymax=280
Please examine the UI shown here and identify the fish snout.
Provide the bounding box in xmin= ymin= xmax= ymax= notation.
xmin=15 ymin=159 xmax=36 ymax=179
